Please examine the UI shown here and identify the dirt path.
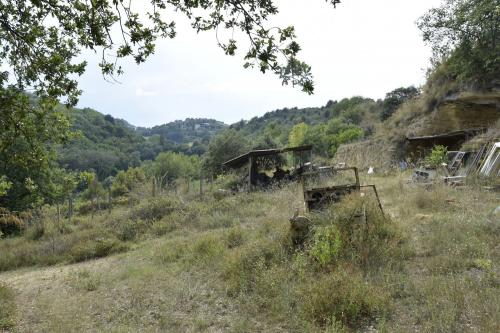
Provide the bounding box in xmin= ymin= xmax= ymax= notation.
xmin=0 ymin=256 xmax=119 ymax=289
xmin=0 ymin=256 xmax=123 ymax=333
xmin=0 ymin=243 xmax=281 ymax=333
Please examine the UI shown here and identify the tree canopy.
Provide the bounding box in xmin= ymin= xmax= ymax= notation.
xmin=0 ymin=0 xmax=342 ymax=104
xmin=418 ymin=0 xmax=500 ymax=85
xmin=380 ymin=86 xmax=420 ymax=121
xmin=0 ymin=83 xmax=72 ymax=210
xmin=203 ymin=129 xmax=249 ymax=176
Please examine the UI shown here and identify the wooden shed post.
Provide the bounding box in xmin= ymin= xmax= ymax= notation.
xmin=248 ymin=155 xmax=254 ymax=192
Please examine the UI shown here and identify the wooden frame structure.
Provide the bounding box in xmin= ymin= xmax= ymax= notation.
xmin=222 ymin=145 xmax=313 ymax=191
xmin=301 ymin=166 xmax=384 ymax=215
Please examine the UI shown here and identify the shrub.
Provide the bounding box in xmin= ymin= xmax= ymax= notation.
xmin=69 ymin=237 xmax=128 ymax=263
xmin=191 ymin=233 xmax=225 ymax=263
xmin=71 ymin=269 xmax=102 ymax=292
xmin=113 ymin=219 xmax=148 ymax=241
xmin=212 ymin=172 xmax=242 ymax=191
xmin=77 ymin=201 xmax=112 ymax=215
xmin=299 ymin=267 xmax=388 ymax=327
xmin=0 ymin=210 xmax=25 ymax=237
xmin=224 ymin=238 xmax=285 ymax=295
xmin=425 ymin=145 xmax=447 ymax=169
xmin=310 ymin=195 xmax=401 ymax=268
xmin=130 ymin=197 xmax=181 ymax=222
xmin=225 ymin=226 xmax=245 ymax=249
xmin=150 ymin=218 xmax=178 ymax=236
xmin=155 ymin=239 xmax=190 ymax=264
xmin=24 ymin=222 xmax=45 ymax=240
xmin=309 ymin=225 xmax=342 ymax=266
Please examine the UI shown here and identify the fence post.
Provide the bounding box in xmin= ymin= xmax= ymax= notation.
xmin=199 ymin=171 xmax=204 ymax=198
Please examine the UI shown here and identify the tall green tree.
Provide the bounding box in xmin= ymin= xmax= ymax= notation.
xmin=288 ymin=122 xmax=310 ymax=147
xmin=203 ymin=129 xmax=249 ymax=176
xmin=0 ymin=82 xmax=72 ymax=211
xmin=149 ymin=152 xmax=200 ymax=188
xmin=0 ymin=0 xmax=342 ymax=104
xmin=418 ymin=0 xmax=500 ymax=85
xmin=380 ymin=86 xmax=420 ymax=121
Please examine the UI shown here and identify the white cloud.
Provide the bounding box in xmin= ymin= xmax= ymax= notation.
xmin=135 ymin=87 xmax=159 ymax=97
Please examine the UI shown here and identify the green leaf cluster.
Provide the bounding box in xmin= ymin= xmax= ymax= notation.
xmin=418 ymin=0 xmax=500 ymax=86
xmin=0 ymin=0 xmax=343 ymax=104
xmin=0 ymin=84 xmax=71 ymax=210
xmin=425 ymin=145 xmax=448 ymax=169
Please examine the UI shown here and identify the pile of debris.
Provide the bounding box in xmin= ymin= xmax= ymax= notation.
xmin=411 ymin=141 xmax=500 ymax=187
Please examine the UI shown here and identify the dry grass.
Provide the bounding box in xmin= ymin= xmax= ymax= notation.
xmin=0 ymin=283 xmax=15 ymax=330
xmin=0 ymin=175 xmax=499 ymax=332
xmin=368 ymin=172 xmax=500 ymax=332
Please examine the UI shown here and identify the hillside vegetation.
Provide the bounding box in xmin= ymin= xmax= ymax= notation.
xmin=0 ymin=173 xmax=498 ymax=332
xmin=58 ymin=106 xmax=226 ymax=180
xmin=1 ymin=0 xmax=499 ymax=332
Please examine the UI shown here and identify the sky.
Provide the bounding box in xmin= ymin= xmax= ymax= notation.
xmin=76 ymin=0 xmax=441 ymax=127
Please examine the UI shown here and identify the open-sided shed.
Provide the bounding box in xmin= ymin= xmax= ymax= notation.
xmin=406 ymin=128 xmax=485 ymax=159
xmin=222 ymin=145 xmax=313 ymax=190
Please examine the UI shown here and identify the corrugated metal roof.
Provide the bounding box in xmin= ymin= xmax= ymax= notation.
xmin=222 ymin=145 xmax=312 ymax=169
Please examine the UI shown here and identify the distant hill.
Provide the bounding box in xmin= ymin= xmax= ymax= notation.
xmin=57 ymin=96 xmax=391 ymax=178
xmin=225 ymin=97 xmax=384 ymax=153
xmin=232 ymin=97 xmax=381 ymax=135
xmin=58 ymin=107 xmax=226 ymax=179
xmin=136 ymin=118 xmax=226 ymax=145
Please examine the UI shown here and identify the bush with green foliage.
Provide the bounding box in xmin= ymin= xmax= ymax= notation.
xmin=111 ymin=167 xmax=146 ymax=197
xmin=0 ymin=176 xmax=12 ymax=198
xmin=380 ymin=86 xmax=420 ymax=121
xmin=203 ymin=129 xmax=249 ymax=176
xmin=309 ymin=194 xmax=401 ymax=268
xmin=0 ymin=208 xmax=25 ymax=237
xmin=147 ymin=152 xmax=200 ymax=188
xmin=418 ymin=0 xmax=499 ymax=86
xmin=299 ymin=266 xmax=388 ymax=327
xmin=309 ymin=225 xmax=342 ymax=267
xmin=69 ymin=236 xmax=128 ymax=263
xmin=425 ymin=145 xmax=448 ymax=169
xmin=130 ymin=197 xmax=182 ymax=222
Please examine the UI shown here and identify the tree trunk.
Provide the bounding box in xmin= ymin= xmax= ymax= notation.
xmin=68 ymin=196 xmax=73 ymax=223
xmin=56 ymin=203 xmax=60 ymax=227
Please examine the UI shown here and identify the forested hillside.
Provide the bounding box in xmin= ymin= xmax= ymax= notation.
xmin=58 ymin=91 xmax=419 ymax=179
xmin=57 ymin=107 xmax=226 ymax=179
xmin=225 ymin=97 xmax=383 ymax=157
xmin=200 ymin=91 xmax=421 ymax=174
xmin=136 ymin=119 xmax=226 ymax=147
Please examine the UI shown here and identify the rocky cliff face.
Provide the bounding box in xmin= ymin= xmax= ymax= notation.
xmin=424 ymin=91 xmax=500 ymax=135
xmin=334 ymin=90 xmax=500 ymax=169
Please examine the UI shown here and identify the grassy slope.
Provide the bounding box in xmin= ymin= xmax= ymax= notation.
xmin=0 ymin=175 xmax=499 ymax=332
